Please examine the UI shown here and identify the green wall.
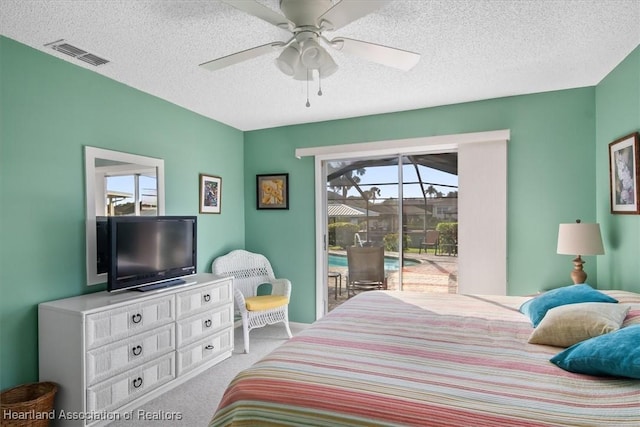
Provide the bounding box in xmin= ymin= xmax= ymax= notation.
xmin=244 ymin=87 xmax=599 ymax=323
xmin=2 ymin=33 xmax=638 ymax=391
xmin=0 ymin=37 xmax=245 ymax=389
xmin=595 ymin=45 xmax=640 ymax=291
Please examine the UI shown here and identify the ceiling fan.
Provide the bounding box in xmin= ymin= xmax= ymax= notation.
xmin=200 ymin=0 xmax=420 ymax=93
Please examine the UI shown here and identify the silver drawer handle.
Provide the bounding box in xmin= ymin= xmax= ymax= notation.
xmin=203 ymin=294 xmax=211 ymax=302
xmin=131 ymin=313 xmax=142 ymax=324
xmin=204 ymin=319 xmax=212 ymax=328
xmin=132 ymin=345 xmax=142 ymax=356
xmin=205 ymin=344 xmax=215 ymax=350
xmin=132 ymin=377 xmax=143 ymax=388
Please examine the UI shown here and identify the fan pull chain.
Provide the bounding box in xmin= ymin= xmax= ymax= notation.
xmin=318 ymin=75 xmax=323 ymax=96
xmin=306 ymin=69 xmax=310 ymax=107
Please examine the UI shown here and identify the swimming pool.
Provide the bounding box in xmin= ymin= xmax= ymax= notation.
xmin=328 ymin=253 xmax=419 ymax=270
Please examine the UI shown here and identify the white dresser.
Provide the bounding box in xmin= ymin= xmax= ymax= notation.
xmin=38 ymin=273 xmax=234 ymax=426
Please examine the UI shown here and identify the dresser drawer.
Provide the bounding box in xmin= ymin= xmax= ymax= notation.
xmin=86 ymin=353 xmax=175 ymax=413
xmin=86 ymin=323 xmax=175 ymax=386
xmin=176 ymin=304 xmax=233 ymax=347
xmin=86 ymin=295 xmax=174 ymax=349
xmin=176 ymin=279 xmax=232 ymax=319
xmin=176 ymin=327 xmax=233 ymax=376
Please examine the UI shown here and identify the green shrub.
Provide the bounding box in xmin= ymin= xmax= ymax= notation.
xmin=328 ymin=222 xmax=360 ymax=248
xmin=383 ymin=233 xmax=411 ymax=252
xmin=436 ymin=222 xmax=458 ymax=246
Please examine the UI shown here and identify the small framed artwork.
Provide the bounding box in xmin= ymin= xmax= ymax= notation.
xmin=609 ymin=132 xmax=640 ymax=214
xmin=199 ymin=174 xmax=222 ymax=214
xmin=257 ymin=173 xmax=289 ymax=210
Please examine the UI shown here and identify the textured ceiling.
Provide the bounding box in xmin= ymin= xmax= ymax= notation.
xmin=1 ymin=0 xmax=639 ymax=131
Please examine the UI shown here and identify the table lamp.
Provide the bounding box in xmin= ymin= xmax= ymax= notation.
xmin=556 ymin=219 xmax=604 ymax=284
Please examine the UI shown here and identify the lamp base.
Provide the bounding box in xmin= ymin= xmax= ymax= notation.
xmin=570 ymin=255 xmax=587 ymax=284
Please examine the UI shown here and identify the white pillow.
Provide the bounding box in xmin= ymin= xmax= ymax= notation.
xmin=528 ymin=302 xmax=629 ymax=347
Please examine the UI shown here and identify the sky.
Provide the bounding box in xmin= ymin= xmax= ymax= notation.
xmin=329 ymin=163 xmax=458 ymax=200
xmin=107 ymin=175 xmax=157 ymax=205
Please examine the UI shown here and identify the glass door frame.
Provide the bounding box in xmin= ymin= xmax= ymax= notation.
xmin=324 ymin=154 xmax=407 ymax=303
xmin=296 ymin=130 xmax=510 ymax=320
xmin=313 ymin=148 xmax=456 ymax=319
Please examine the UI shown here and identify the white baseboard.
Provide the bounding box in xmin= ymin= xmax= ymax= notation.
xmin=289 ymin=321 xmax=312 ymax=327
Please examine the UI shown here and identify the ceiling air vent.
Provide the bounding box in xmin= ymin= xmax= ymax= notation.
xmin=77 ymin=53 xmax=109 ymax=67
xmin=44 ymin=39 xmax=110 ymax=67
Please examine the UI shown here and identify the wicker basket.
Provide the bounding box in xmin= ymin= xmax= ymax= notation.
xmin=1 ymin=382 xmax=57 ymax=427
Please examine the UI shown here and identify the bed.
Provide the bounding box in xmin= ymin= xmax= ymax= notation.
xmin=210 ymin=289 xmax=640 ymax=426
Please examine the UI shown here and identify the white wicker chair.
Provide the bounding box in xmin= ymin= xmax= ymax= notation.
xmin=211 ymin=249 xmax=292 ymax=353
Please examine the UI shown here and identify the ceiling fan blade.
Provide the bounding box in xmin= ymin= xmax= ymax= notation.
xmin=221 ymin=0 xmax=291 ymax=29
xmin=318 ymin=0 xmax=390 ymax=31
xmin=200 ymin=42 xmax=284 ymax=71
xmin=331 ymin=37 xmax=420 ymax=71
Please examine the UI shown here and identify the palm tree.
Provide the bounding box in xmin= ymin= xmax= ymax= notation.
xmin=362 ymin=187 xmax=381 ymax=243
xmin=425 ymin=185 xmax=438 ymax=198
xmin=328 ymin=162 xmax=366 ymax=201
xmin=363 ymin=187 xmax=381 ymax=214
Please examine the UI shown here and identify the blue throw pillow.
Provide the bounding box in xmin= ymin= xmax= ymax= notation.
xmin=550 ymin=325 xmax=640 ymax=379
xmin=519 ymin=284 xmax=617 ymax=327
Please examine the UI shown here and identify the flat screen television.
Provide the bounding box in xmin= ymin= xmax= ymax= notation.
xmin=106 ymin=215 xmax=197 ymax=292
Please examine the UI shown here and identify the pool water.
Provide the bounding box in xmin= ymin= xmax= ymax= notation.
xmin=328 ymin=254 xmax=419 ymax=270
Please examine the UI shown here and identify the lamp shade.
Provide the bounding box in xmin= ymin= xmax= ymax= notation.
xmin=319 ymin=53 xmax=338 ymax=78
xmin=292 ymin=63 xmax=312 ymax=81
xmin=557 ymin=223 xmax=604 ymax=256
xmin=300 ymin=38 xmax=325 ymax=69
xmin=275 ymin=44 xmax=300 ymax=76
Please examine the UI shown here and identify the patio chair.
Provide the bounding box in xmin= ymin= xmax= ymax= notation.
xmin=211 ymin=249 xmax=292 ymax=353
xmin=346 ymin=245 xmax=387 ymax=298
xmin=419 ymin=230 xmax=440 ymax=254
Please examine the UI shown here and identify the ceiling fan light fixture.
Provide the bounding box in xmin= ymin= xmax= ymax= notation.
xmin=292 ymin=63 xmax=312 ymax=81
xmin=300 ymin=38 xmax=325 ymax=69
xmin=318 ymin=52 xmax=338 ymax=78
xmin=275 ymin=44 xmax=300 ymax=76
xmin=200 ymin=0 xmax=421 ymax=106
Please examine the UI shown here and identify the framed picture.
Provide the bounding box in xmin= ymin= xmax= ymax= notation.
xmin=257 ymin=173 xmax=289 ymax=210
xmin=199 ymin=174 xmax=222 ymax=214
xmin=609 ymin=132 xmax=640 ymax=214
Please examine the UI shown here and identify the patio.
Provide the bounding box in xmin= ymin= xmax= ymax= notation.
xmin=327 ymin=251 xmax=458 ymax=312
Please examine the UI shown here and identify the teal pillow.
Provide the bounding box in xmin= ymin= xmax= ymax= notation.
xmin=550 ymin=325 xmax=640 ymax=379
xmin=519 ymin=284 xmax=617 ymax=327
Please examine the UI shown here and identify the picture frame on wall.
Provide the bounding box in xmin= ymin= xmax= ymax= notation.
xmin=257 ymin=173 xmax=289 ymax=210
xmin=609 ymin=132 xmax=640 ymax=214
xmin=199 ymin=174 xmax=222 ymax=214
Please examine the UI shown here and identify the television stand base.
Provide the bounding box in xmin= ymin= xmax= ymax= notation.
xmin=136 ymin=278 xmax=187 ymax=292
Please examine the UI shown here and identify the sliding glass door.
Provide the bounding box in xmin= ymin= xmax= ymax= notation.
xmin=324 ymin=154 xmax=458 ymax=312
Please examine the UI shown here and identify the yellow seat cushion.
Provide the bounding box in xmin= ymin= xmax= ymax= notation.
xmin=245 ymin=295 xmax=289 ymax=311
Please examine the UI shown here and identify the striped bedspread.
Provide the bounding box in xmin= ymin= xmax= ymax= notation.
xmin=210 ymin=290 xmax=640 ymax=426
